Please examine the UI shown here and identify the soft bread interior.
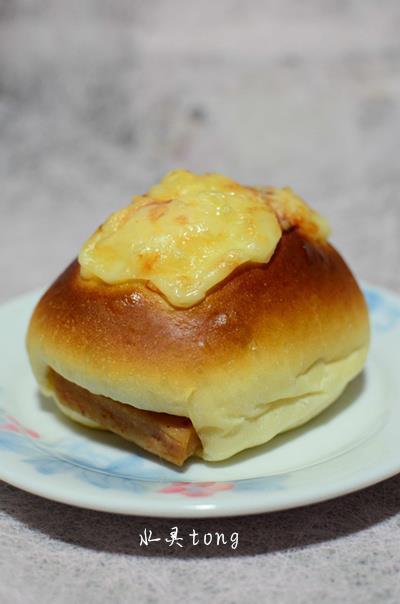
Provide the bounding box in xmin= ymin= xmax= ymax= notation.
xmin=187 ymin=344 xmax=369 ymax=461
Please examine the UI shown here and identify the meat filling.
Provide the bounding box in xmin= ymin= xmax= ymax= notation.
xmin=47 ymin=368 xmax=201 ymax=466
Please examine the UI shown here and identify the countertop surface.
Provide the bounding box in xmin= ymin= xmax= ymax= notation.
xmin=1 ymin=1 xmax=400 ymax=602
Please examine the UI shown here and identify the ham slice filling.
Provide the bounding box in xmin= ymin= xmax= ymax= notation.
xmin=47 ymin=369 xmax=201 ymax=466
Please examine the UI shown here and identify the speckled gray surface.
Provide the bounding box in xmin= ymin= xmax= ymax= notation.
xmin=1 ymin=1 xmax=400 ymax=602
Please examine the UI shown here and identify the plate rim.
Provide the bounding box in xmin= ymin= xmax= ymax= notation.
xmin=1 ymin=281 xmax=399 ymax=518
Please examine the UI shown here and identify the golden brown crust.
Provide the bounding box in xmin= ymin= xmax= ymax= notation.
xmin=28 ymin=230 xmax=368 ymax=370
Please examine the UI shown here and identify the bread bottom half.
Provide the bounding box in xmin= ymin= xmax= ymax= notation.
xmin=44 ymin=343 xmax=367 ymax=465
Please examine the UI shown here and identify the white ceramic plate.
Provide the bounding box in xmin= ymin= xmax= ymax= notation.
xmin=1 ymin=283 xmax=399 ymax=517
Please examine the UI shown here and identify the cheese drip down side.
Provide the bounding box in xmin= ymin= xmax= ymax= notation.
xmin=79 ymin=171 xmax=283 ymax=307
xmin=256 ymin=186 xmax=331 ymax=240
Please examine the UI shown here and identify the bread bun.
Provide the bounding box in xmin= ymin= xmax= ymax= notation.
xmin=27 ymin=228 xmax=369 ymax=462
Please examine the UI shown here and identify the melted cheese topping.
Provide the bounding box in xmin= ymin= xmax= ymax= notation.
xmin=79 ymin=170 xmax=282 ymax=307
xmin=258 ymin=186 xmax=331 ymax=240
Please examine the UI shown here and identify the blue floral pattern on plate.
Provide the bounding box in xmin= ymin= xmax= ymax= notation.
xmin=0 ymin=403 xmax=289 ymax=496
xmin=364 ymin=287 xmax=400 ymax=332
